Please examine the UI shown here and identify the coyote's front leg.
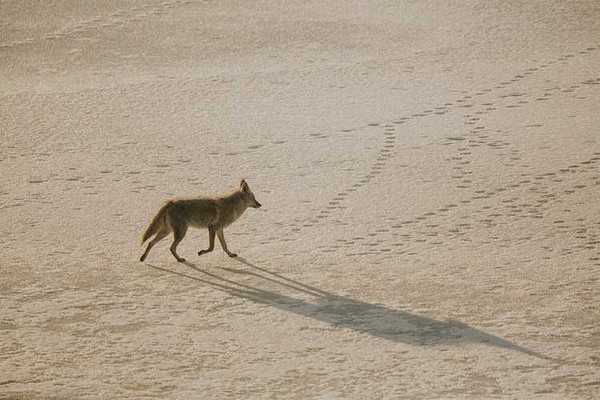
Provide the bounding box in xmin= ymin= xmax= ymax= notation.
xmin=217 ymin=228 xmax=237 ymax=257
xmin=198 ymin=226 xmax=216 ymax=256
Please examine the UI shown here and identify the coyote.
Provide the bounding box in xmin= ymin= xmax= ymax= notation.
xmin=140 ymin=180 xmax=262 ymax=263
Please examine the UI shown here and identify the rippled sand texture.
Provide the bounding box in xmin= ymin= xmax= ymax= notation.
xmin=2 ymin=1 xmax=600 ymax=399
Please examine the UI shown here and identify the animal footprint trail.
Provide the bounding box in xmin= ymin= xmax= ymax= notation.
xmin=339 ymin=151 xmax=600 ymax=258
xmin=445 ymin=66 xmax=600 ymax=192
xmin=308 ymin=44 xmax=600 ymax=228
xmin=264 ymin=43 xmax=600 ymax=253
xmin=310 ymin=44 xmax=600 ymax=256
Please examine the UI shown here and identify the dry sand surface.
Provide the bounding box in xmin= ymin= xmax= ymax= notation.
xmin=2 ymin=0 xmax=600 ymax=398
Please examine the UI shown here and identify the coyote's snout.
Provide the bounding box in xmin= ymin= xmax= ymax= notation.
xmin=140 ymin=180 xmax=262 ymax=263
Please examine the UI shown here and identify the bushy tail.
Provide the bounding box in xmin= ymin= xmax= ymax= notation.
xmin=141 ymin=201 xmax=172 ymax=244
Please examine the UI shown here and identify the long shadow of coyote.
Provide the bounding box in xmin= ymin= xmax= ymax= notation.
xmin=147 ymin=258 xmax=552 ymax=360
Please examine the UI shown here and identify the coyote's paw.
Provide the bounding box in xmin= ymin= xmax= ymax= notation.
xmin=228 ymin=253 xmax=238 ymax=258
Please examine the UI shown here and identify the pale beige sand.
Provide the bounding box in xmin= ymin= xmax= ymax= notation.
xmin=1 ymin=1 xmax=600 ymax=399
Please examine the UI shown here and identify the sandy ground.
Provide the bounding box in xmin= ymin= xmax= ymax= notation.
xmin=2 ymin=1 xmax=600 ymax=398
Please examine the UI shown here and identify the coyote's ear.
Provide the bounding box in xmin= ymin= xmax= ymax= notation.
xmin=240 ymin=179 xmax=249 ymax=192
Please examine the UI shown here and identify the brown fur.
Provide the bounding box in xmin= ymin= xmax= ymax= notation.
xmin=140 ymin=180 xmax=261 ymax=263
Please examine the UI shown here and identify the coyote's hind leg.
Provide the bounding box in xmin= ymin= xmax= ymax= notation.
xmin=140 ymin=228 xmax=169 ymax=262
xmin=169 ymin=224 xmax=188 ymax=263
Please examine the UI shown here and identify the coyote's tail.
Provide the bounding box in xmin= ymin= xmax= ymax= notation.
xmin=141 ymin=201 xmax=173 ymax=244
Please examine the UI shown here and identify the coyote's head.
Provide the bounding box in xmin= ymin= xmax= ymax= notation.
xmin=240 ymin=179 xmax=262 ymax=208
